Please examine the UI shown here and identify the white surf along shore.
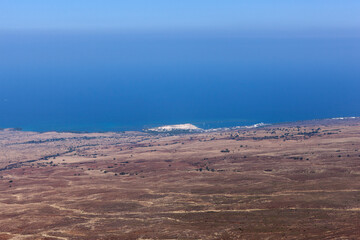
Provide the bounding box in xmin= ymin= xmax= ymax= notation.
xmin=145 ymin=122 xmax=269 ymax=133
xmin=331 ymin=117 xmax=358 ymax=120
xmin=146 ymin=123 xmax=201 ymax=133
xmin=143 ymin=116 xmax=360 ymax=133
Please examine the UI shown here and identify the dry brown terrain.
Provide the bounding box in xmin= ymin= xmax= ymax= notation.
xmin=0 ymin=119 xmax=359 ymax=239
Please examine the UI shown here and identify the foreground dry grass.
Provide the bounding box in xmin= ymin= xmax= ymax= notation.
xmin=0 ymin=119 xmax=359 ymax=239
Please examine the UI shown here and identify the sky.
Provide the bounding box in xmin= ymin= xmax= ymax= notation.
xmin=1 ymin=1 xmax=360 ymax=32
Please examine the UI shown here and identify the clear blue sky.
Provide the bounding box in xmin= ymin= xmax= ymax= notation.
xmin=0 ymin=0 xmax=360 ymax=31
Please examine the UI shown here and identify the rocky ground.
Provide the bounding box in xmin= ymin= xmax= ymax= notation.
xmin=0 ymin=118 xmax=359 ymax=239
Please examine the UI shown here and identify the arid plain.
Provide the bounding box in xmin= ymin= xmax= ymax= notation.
xmin=0 ymin=119 xmax=359 ymax=239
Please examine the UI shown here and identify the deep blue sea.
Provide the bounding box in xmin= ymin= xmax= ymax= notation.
xmin=0 ymin=31 xmax=359 ymax=132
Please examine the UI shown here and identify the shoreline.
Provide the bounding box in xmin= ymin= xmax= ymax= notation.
xmin=1 ymin=116 xmax=359 ymax=134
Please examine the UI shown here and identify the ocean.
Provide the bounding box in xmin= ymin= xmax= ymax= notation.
xmin=0 ymin=31 xmax=360 ymax=132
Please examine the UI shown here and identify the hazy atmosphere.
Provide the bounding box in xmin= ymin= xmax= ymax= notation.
xmin=1 ymin=1 xmax=360 ymax=31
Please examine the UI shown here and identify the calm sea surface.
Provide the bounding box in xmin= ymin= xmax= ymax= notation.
xmin=0 ymin=31 xmax=359 ymax=131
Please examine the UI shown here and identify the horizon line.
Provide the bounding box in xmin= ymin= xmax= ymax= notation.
xmin=1 ymin=27 xmax=360 ymax=38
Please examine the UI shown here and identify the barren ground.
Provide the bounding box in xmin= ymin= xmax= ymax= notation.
xmin=0 ymin=119 xmax=359 ymax=239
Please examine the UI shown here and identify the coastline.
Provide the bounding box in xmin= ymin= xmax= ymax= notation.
xmin=1 ymin=116 xmax=359 ymax=134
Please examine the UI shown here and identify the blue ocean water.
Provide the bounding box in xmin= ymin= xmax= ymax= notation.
xmin=0 ymin=31 xmax=360 ymax=132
